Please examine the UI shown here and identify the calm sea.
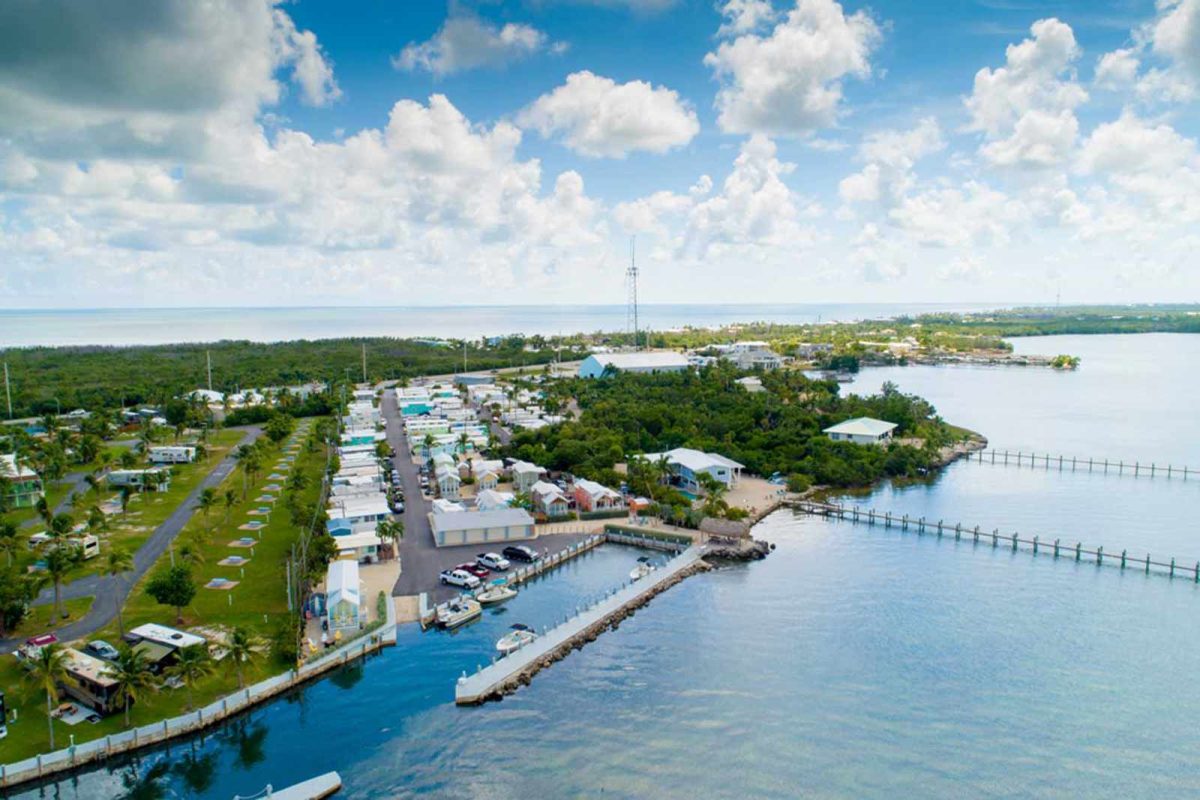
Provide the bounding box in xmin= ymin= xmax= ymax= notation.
xmin=10 ymin=333 xmax=1200 ymax=799
xmin=0 ymin=303 xmax=996 ymax=347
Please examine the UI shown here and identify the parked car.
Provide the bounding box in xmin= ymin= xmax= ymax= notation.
xmin=85 ymin=640 xmax=119 ymax=661
xmin=502 ymin=545 xmax=539 ymax=563
xmin=440 ymin=569 xmax=481 ymax=589
xmin=477 ymin=552 xmax=510 ymax=571
xmin=455 ymin=562 xmax=490 ymax=580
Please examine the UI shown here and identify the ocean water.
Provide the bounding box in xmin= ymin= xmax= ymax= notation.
xmin=0 ymin=303 xmax=994 ymax=347
xmin=9 ymin=333 xmax=1200 ymax=799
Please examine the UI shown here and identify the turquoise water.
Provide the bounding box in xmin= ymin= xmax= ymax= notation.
xmin=0 ymin=303 xmax=992 ymax=347
xmin=10 ymin=333 xmax=1200 ymax=798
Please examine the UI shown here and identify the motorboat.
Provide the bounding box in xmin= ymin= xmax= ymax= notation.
xmin=436 ymin=596 xmax=482 ymax=629
xmin=629 ymin=556 xmax=656 ymax=582
xmin=496 ymin=623 xmax=537 ymax=656
xmin=476 ymin=579 xmax=518 ymax=606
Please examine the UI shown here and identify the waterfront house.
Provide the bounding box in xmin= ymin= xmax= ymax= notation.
xmin=147 ymin=445 xmax=196 ymax=464
xmin=578 ymin=351 xmax=689 ymax=378
xmin=823 ymin=417 xmax=898 ymax=445
xmin=573 ymin=478 xmax=623 ymax=512
xmin=475 ymin=489 xmax=515 ymax=512
xmin=429 ymin=508 xmax=535 ymax=547
xmin=325 ymin=560 xmax=361 ymax=634
xmin=1 ymin=453 xmax=43 ymax=509
xmin=435 ymin=465 xmax=462 ymax=500
xmin=510 ymin=460 xmax=546 ymax=493
xmin=638 ymin=448 xmax=744 ymax=492
xmin=531 ymin=480 xmax=570 ymax=516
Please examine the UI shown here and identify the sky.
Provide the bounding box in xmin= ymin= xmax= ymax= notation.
xmin=0 ymin=0 xmax=1198 ymax=309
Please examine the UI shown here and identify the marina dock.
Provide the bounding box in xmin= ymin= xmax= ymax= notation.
xmin=964 ymin=448 xmax=1196 ymax=479
xmin=455 ymin=544 xmax=706 ymax=705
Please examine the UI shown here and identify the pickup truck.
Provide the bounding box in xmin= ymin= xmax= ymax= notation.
xmin=439 ymin=568 xmax=481 ymax=589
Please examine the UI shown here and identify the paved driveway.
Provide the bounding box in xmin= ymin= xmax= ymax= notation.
xmin=0 ymin=426 xmax=262 ymax=654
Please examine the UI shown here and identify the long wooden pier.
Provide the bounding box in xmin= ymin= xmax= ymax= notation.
xmin=963 ymin=448 xmax=1197 ymax=480
xmin=455 ymin=544 xmax=706 ymax=705
xmin=787 ymin=500 xmax=1200 ymax=582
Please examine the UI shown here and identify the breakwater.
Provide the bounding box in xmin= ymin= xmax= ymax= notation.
xmin=455 ymin=545 xmax=707 ymax=705
xmin=788 ymin=500 xmax=1200 ymax=581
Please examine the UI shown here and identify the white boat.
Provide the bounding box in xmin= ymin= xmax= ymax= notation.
xmin=629 ymin=556 xmax=656 ymax=582
xmin=496 ymin=623 xmax=537 ymax=656
xmin=436 ymin=597 xmax=482 ymax=629
xmin=476 ymin=580 xmax=518 ymax=606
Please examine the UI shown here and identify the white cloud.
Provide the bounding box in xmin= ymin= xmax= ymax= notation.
xmin=717 ymin=0 xmax=778 ymax=37
xmin=839 ymin=117 xmax=943 ymax=207
xmin=393 ymin=14 xmax=554 ymax=76
xmin=704 ymin=0 xmax=881 ymax=136
xmin=519 ymin=71 xmax=699 ymax=157
xmin=1094 ymin=47 xmax=1140 ymax=90
xmin=965 ymin=18 xmax=1087 ymax=168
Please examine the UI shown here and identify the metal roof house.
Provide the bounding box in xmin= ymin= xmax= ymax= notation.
xmin=326 ymin=559 xmax=361 ymax=634
xmin=1 ymin=453 xmax=43 ymax=509
xmin=823 ymin=417 xmax=898 ymax=445
xmin=639 ymin=448 xmax=744 ymax=492
xmin=429 ymin=508 xmax=535 ymax=547
xmin=578 ymin=351 xmax=689 ymax=378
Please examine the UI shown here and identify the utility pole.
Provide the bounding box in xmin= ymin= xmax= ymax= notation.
xmin=626 ymin=236 xmax=640 ymax=350
xmin=463 ymin=341 xmax=468 ymax=375
xmin=206 ymin=350 xmax=213 ymax=392
xmin=3 ymin=362 xmax=11 ymax=419
xmin=361 ymin=342 xmax=367 ymax=383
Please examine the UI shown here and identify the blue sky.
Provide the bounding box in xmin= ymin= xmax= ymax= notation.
xmin=0 ymin=0 xmax=1197 ymax=307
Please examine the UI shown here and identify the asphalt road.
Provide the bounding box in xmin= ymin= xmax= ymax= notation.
xmin=0 ymin=426 xmax=262 ymax=654
xmin=383 ymin=390 xmax=593 ymax=602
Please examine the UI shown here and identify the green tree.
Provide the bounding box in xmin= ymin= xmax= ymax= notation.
xmin=45 ymin=543 xmax=82 ymax=620
xmin=0 ymin=518 xmax=17 ymax=566
xmin=223 ymin=488 xmax=238 ymax=522
xmin=49 ymin=512 xmax=75 ymax=539
xmin=106 ymin=547 xmax=135 ymax=637
xmin=195 ymin=487 xmax=218 ymax=520
xmin=226 ymin=626 xmax=264 ymax=689
xmin=265 ymin=413 xmax=295 ymax=443
xmin=23 ymin=643 xmax=70 ymax=750
xmin=119 ymin=485 xmax=134 ymax=514
xmin=167 ymin=643 xmax=215 ymax=711
xmin=110 ymin=644 xmax=157 ymax=728
xmin=145 ymin=564 xmax=197 ymax=623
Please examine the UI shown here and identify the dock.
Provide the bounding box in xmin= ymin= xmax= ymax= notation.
xmin=787 ymin=499 xmax=1200 ymax=581
xmin=455 ymin=544 xmax=707 ymax=705
xmin=963 ymin=448 xmax=1196 ymax=480
xmin=233 ymin=770 xmax=341 ymax=799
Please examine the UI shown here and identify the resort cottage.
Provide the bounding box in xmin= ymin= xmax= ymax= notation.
xmin=510 ymin=460 xmax=546 ymax=493
xmin=823 ymin=417 xmax=898 ymax=445
xmin=325 ymin=559 xmax=362 ymax=634
xmin=475 ymin=489 xmax=515 ymax=512
xmin=573 ymin=478 xmax=623 ymax=512
xmin=639 ymin=448 xmax=744 ymax=493
xmin=530 ymin=481 xmax=570 ymax=517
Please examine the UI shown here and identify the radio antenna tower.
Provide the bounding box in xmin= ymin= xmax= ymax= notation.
xmin=626 ymin=236 xmax=640 ymax=350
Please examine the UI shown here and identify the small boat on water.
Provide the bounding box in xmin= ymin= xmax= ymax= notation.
xmin=476 ymin=579 xmax=518 ymax=606
xmin=496 ymin=623 xmax=537 ymax=656
xmin=437 ymin=596 xmax=482 ymax=629
xmin=629 ymin=556 xmax=656 ymax=582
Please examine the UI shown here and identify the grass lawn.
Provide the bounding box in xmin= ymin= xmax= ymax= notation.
xmin=5 ymin=430 xmax=245 ymax=585
xmin=0 ymin=422 xmax=328 ymax=765
xmin=7 ymin=597 xmax=95 ymax=639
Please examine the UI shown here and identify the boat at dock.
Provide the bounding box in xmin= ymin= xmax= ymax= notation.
xmin=496 ymin=623 xmax=537 ymax=656
xmin=476 ymin=579 xmax=518 ymax=606
xmin=629 ymin=556 xmax=656 ymax=582
xmin=437 ymin=596 xmax=482 ymax=629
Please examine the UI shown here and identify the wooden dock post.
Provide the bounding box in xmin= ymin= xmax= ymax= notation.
xmin=1194 ymin=562 xmax=1198 ymax=583
xmin=1053 ymin=538 xmax=1060 ymax=558
xmin=1072 ymin=456 xmax=1076 ymax=471
xmin=885 ymin=512 xmax=891 ymax=528
xmin=1011 ymin=533 xmax=1018 ymax=552
xmin=1058 ymin=455 xmax=1063 ymax=470
xmin=1075 ymin=542 xmax=1082 ymax=561
xmin=937 ymin=519 xmax=943 ymax=537
xmin=1170 ymin=557 xmax=1175 ymax=578
xmin=1151 ymin=463 xmax=1156 ymax=477
xmin=1097 ymin=546 xmax=1103 ymax=565
xmin=1146 ymin=554 xmax=1151 ymax=575
xmin=1104 ymin=459 xmax=1108 ymax=473
xmin=973 ymin=525 xmax=980 ymax=542
xmin=1135 ymin=462 xmax=1140 ymax=477
xmin=992 ymin=529 xmax=998 ymax=548
xmin=902 ymin=514 xmax=908 ymax=530
xmin=1033 ymin=535 xmax=1038 ymax=555
xmin=1120 ymin=549 xmax=1126 ymax=569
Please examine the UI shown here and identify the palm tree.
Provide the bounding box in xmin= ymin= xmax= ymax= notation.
xmin=193 ymin=442 xmax=207 ymax=462
xmin=49 ymin=512 xmax=74 ymax=540
xmin=119 ymin=485 xmax=134 ymax=515
xmin=195 ymin=487 xmax=217 ymax=520
xmin=698 ymin=473 xmax=729 ymax=517
xmin=422 ymin=434 xmax=435 ymax=457
xmin=0 ymin=518 xmax=18 ymax=566
xmin=23 ymin=643 xmax=69 ymax=750
xmin=166 ymin=644 xmax=215 ymax=711
xmin=87 ymin=505 xmax=108 ymax=534
xmin=110 ymin=644 xmax=156 ymax=728
xmin=106 ymin=547 xmax=135 ymax=637
xmin=375 ymin=519 xmax=403 ymax=560
xmin=36 ymin=496 xmax=52 ymax=527
xmin=226 ymin=627 xmax=264 ymax=689
xmin=223 ymin=488 xmax=238 ymax=522
xmin=45 ymin=544 xmax=81 ymax=620
xmin=84 ymin=472 xmax=101 ymax=496
xmin=177 ymin=541 xmax=205 ymax=568
xmin=457 ymin=432 xmax=470 ymax=455
xmin=119 ymin=449 xmax=138 ymax=469
xmin=137 ymin=424 xmax=155 ymax=454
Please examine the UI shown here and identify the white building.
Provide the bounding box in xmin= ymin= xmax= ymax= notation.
xmin=325 ymin=560 xmax=361 ymax=634
xmin=823 ymin=417 xmax=898 ymax=445
xmin=148 ymin=446 xmax=196 ymax=464
xmin=475 ymin=489 xmax=515 ymax=512
xmin=429 ymin=508 xmax=536 ymax=547
xmin=325 ymin=495 xmax=390 ymax=525
xmin=638 ymin=448 xmax=744 ymax=492
xmin=578 ymin=351 xmax=689 ymax=378
xmin=432 ymin=498 xmax=466 ymax=514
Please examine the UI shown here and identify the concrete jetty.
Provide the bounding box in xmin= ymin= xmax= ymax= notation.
xmin=455 ymin=545 xmax=707 ymax=705
xmin=233 ymin=771 xmax=342 ymax=799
